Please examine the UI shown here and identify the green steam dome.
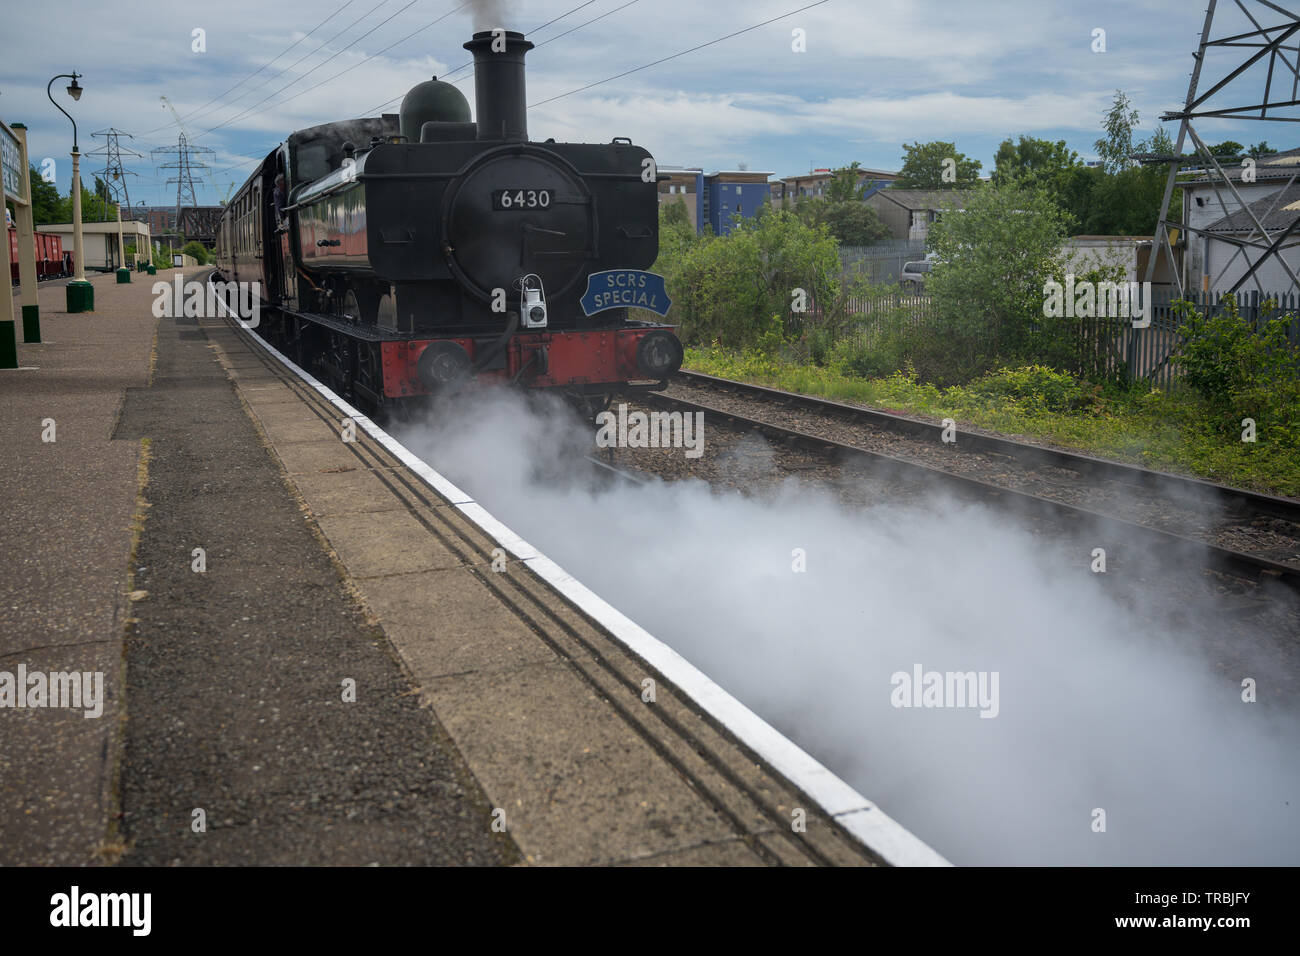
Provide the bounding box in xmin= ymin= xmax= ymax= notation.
xmin=399 ymin=77 xmax=471 ymax=142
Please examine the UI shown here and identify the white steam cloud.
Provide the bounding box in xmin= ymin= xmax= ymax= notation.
xmin=394 ymin=387 xmax=1300 ymax=865
xmin=469 ymin=0 xmax=510 ymax=33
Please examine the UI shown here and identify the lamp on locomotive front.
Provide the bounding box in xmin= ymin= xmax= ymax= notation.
xmin=520 ymin=273 xmax=547 ymax=329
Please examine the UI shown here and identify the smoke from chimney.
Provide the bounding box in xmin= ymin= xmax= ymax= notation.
xmin=469 ymin=0 xmax=510 ymax=32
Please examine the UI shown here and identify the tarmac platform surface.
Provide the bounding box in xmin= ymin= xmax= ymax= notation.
xmin=1 ymin=270 xmax=880 ymax=866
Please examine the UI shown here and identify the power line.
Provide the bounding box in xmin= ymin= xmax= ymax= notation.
xmin=531 ymin=0 xmax=830 ymax=108
xmin=137 ymin=0 xmax=361 ymax=137
xmin=256 ymin=2 xmax=471 ymax=117
xmin=432 ymin=0 xmax=634 ymax=83
xmin=201 ymin=0 xmax=569 ymax=183
xmin=525 ymin=0 xmax=600 ymax=39
xmin=201 ymin=0 xmax=399 ymax=135
xmin=534 ymin=0 xmax=641 ymax=50
xmin=365 ymin=0 xmax=634 ymax=115
xmin=198 ymin=0 xmax=806 ymax=185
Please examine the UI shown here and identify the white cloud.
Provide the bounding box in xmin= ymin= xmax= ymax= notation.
xmin=1 ymin=0 xmax=1260 ymax=200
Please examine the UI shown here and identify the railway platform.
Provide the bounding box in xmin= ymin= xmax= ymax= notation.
xmin=0 ymin=271 xmax=908 ymax=866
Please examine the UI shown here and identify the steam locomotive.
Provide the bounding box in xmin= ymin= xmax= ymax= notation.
xmin=214 ymin=29 xmax=683 ymax=414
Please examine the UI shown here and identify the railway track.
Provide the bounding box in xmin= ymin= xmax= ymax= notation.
xmin=645 ymin=373 xmax=1300 ymax=595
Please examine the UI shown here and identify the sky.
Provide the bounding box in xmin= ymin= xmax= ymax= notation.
xmin=1 ymin=0 xmax=1293 ymax=208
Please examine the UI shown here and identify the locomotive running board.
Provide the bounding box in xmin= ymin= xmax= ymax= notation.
xmin=213 ymin=280 xmax=951 ymax=867
xmin=275 ymin=306 xmax=407 ymax=341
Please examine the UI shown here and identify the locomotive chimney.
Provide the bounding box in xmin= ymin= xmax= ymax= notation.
xmin=464 ymin=30 xmax=533 ymax=142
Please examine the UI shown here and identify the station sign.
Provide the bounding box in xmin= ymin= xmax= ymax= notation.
xmin=580 ymin=269 xmax=672 ymax=317
xmin=1 ymin=121 xmax=25 ymax=203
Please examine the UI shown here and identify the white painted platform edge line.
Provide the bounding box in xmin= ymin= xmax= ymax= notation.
xmin=215 ymin=292 xmax=951 ymax=867
xmin=835 ymin=808 xmax=952 ymax=868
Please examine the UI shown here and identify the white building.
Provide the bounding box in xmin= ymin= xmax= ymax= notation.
xmin=1062 ymin=236 xmax=1177 ymax=291
xmin=38 ymin=218 xmax=153 ymax=272
xmin=1178 ymin=148 xmax=1300 ymax=295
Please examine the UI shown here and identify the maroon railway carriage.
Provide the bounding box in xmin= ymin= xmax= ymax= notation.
xmin=8 ymin=227 xmax=69 ymax=284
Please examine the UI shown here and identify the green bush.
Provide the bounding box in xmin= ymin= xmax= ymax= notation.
xmin=829 ymin=336 xmax=880 ymax=378
xmin=1173 ymin=295 xmax=1300 ymax=444
xmin=754 ymin=314 xmax=787 ymax=357
xmin=963 ymin=365 xmax=1087 ymax=414
xmin=648 ymin=205 xmax=843 ymax=350
xmin=924 ymin=182 xmax=1072 ymax=383
xmin=805 ymin=326 xmax=836 ymax=367
xmin=182 ymin=240 xmax=211 ymax=265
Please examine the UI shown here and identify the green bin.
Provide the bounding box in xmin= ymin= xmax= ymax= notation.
xmin=66 ymin=280 xmax=94 ymax=313
xmin=146 ymin=265 xmax=157 ymax=276
xmin=116 ymin=268 xmax=131 ymax=284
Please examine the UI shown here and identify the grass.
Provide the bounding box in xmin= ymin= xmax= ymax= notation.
xmin=684 ymin=345 xmax=1300 ymax=498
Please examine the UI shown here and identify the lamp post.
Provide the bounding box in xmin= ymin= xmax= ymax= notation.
xmin=48 ymin=71 xmax=92 ymax=312
xmin=115 ymin=203 xmax=129 ymax=283
xmin=136 ymin=201 xmax=147 ymax=270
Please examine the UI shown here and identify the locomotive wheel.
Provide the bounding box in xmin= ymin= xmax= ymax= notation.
xmin=566 ymin=391 xmax=612 ymax=426
xmin=322 ymin=330 xmax=356 ymax=399
xmin=356 ymin=340 xmax=384 ymax=409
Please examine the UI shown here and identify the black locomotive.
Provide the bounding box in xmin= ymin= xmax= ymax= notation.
xmin=215 ymin=29 xmax=683 ymax=411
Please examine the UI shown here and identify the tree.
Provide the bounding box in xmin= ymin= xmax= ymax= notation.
xmin=661 ymin=197 xmax=690 ymax=228
xmin=1077 ymin=100 xmax=1180 ymax=235
xmin=1248 ymin=141 xmax=1279 ymax=158
xmin=893 ymin=141 xmax=982 ymax=189
xmin=820 ymin=201 xmax=890 ymax=245
xmin=181 ymin=240 xmax=210 ymax=264
xmin=1094 ymin=90 xmax=1141 ymax=174
xmin=1145 ymin=126 xmax=1175 ymax=158
xmin=789 ymin=163 xmax=892 ymax=244
xmin=1209 ymin=140 xmax=1246 ymax=158
xmin=992 ymin=136 xmax=1084 ymax=194
xmin=1081 ymin=165 xmax=1169 ymax=235
xmin=1054 ymin=164 xmax=1103 ymax=233
xmin=652 ymin=207 xmax=841 ymax=347
xmin=923 ymin=184 xmax=1072 ymax=380
xmin=825 ymin=161 xmax=865 ymax=202
xmin=27 ymin=165 xmax=63 ymax=225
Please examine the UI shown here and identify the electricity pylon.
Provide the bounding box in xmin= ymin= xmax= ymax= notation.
xmin=1144 ymin=0 xmax=1300 ymax=298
